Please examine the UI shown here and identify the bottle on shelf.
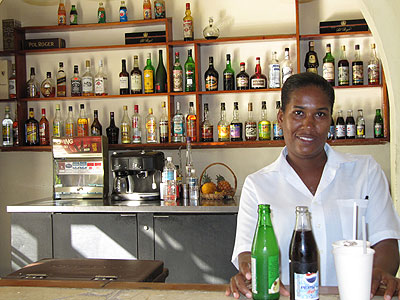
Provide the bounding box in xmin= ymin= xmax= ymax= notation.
xmin=40 ymin=72 xmax=56 ymax=98
xmin=77 ymin=104 xmax=88 ymax=137
xmin=345 ymin=109 xmax=355 ymax=139
xmin=188 ymin=168 xmax=199 ymax=206
xmin=8 ymin=64 xmax=16 ymax=99
xmin=218 ymin=102 xmax=230 ymax=142
xmin=163 ymin=157 xmax=177 ymax=205
xmin=230 ymin=102 xmax=242 ymax=141
xmin=131 ymin=55 xmax=142 ymax=94
xmin=223 ymin=54 xmax=235 ymax=90
xmin=245 ymin=102 xmax=257 ymax=141
xmin=258 ymin=101 xmax=271 ymax=141
xmin=281 ymin=47 xmax=293 ymax=85
xmin=143 ymin=0 xmax=152 ymax=20
xmin=26 ymin=67 xmax=40 ymax=98
xmin=53 ymin=104 xmax=63 ymax=138
xmin=328 ymin=116 xmax=335 ymax=140
xmin=159 ymin=101 xmax=169 ymax=143
xmin=185 ymin=49 xmax=196 ymax=92
xmin=2 ymin=106 xmax=13 ymax=146
xmin=98 ymin=2 xmax=106 ymax=23
xmin=39 ymin=108 xmax=50 ymax=146
xmin=368 ymin=43 xmax=380 ymax=85
xmin=82 ymin=60 xmax=94 ymax=96
xmin=236 ymin=62 xmax=249 ymax=90
xmin=374 ymin=108 xmax=384 ymax=138
xmin=120 ymin=105 xmax=131 ymax=144
xmin=185 ymin=136 xmax=194 ymax=182
xmin=305 ymin=41 xmax=319 ymax=74
xmin=119 ymin=59 xmax=130 ymax=95
xmin=269 ymin=51 xmax=280 ymax=88
xmin=273 ymin=101 xmax=283 ymax=140
xmin=338 ymin=45 xmax=349 ymax=86
xmin=144 ymin=53 xmax=155 ymax=94
xmin=352 ymin=44 xmax=364 ymax=85
xmin=155 ymin=49 xmax=167 ymax=93
xmin=154 ymin=0 xmax=166 ymax=19
xmin=24 ymin=108 xmax=39 ymax=146
xmin=356 ymin=109 xmax=365 ymax=139
xmin=71 ymin=65 xmax=82 ymax=97
xmin=172 ymin=101 xmax=185 ymax=143
xmin=205 ymin=56 xmax=219 ymax=91
xmin=94 ymin=59 xmax=108 ymax=96
xmin=173 ymin=52 xmax=183 ymax=92
xmin=70 ymin=4 xmax=78 ymax=25
xmin=119 ymin=1 xmax=128 ymax=22
xmin=91 ymin=110 xmax=102 ymax=136
xmin=58 ymin=0 xmax=66 ymax=25
xmin=183 ymin=3 xmax=193 ymax=41
xmin=322 ymin=43 xmax=335 ymax=86
xmin=146 ymin=108 xmax=157 ymax=143
xmin=65 ymin=106 xmax=75 ymax=137
xmin=250 ymin=57 xmax=267 ymax=89
xmin=335 ymin=110 xmax=346 ymax=140
xmin=56 ymin=62 xmax=66 ymax=97
xmin=186 ymin=102 xmax=197 ymax=142
xmin=203 ymin=17 xmax=219 ymax=40
xmin=12 ymin=110 xmax=19 ymax=146
xmin=132 ymin=105 xmax=142 ymax=144
xmin=106 ymin=112 xmax=119 ymax=144
xmin=201 ymin=103 xmax=213 ymax=142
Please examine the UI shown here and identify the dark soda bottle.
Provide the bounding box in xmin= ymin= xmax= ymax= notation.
xmin=289 ymin=206 xmax=319 ymax=300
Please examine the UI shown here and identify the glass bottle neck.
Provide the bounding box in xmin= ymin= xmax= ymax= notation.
xmin=258 ymin=209 xmax=272 ymax=227
xmin=294 ymin=210 xmax=312 ymax=231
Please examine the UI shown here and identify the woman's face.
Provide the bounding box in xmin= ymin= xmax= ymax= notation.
xmin=278 ymin=85 xmax=332 ymax=161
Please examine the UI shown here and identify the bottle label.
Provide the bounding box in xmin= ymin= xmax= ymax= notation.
xmin=2 ymin=124 xmax=12 ymax=143
xmin=245 ymin=123 xmax=257 ymax=139
xmin=308 ymin=54 xmax=316 ymax=64
xmin=71 ymin=80 xmax=81 ymax=95
xmin=282 ymin=66 xmax=293 ymax=84
xmin=323 ymin=62 xmax=335 ymax=81
xmin=251 ymin=78 xmax=266 ymax=88
xmin=26 ymin=124 xmax=37 ymax=143
xmin=154 ymin=3 xmax=165 ymax=18
xmin=70 ymin=14 xmax=77 ymax=25
xmin=202 ymin=125 xmax=213 ymax=140
xmin=91 ymin=127 xmax=101 ymax=136
xmin=336 ymin=124 xmax=346 ymax=138
xmin=173 ymin=69 xmax=183 ymax=92
xmin=259 ymin=122 xmax=271 ymax=140
xmin=160 ymin=120 xmax=169 ymax=138
xmin=58 ymin=14 xmax=66 ymax=25
xmin=173 ymin=121 xmax=184 ymax=136
xmin=131 ymin=74 xmax=142 ymax=92
xmin=230 ymin=124 xmax=241 ymax=139
xmin=237 ymin=77 xmax=249 ymax=88
xmin=121 ymin=124 xmax=131 ymax=143
xmin=120 ymin=8 xmax=128 ymax=22
xmin=143 ymin=8 xmax=151 ymax=19
xmin=132 ymin=116 xmax=141 ymax=142
xmin=374 ymin=123 xmax=383 ymax=137
xmin=338 ymin=66 xmax=349 ymax=85
xmin=144 ymin=70 xmax=154 ymax=93
xmin=77 ymin=123 xmax=88 ymax=136
xmin=8 ymin=79 xmax=16 ymax=96
xmin=356 ymin=125 xmax=365 ymax=137
xmin=185 ymin=70 xmax=194 ymax=89
xmin=146 ymin=120 xmax=157 ymax=142
xmin=269 ymin=64 xmax=280 ymax=88
xmin=273 ymin=123 xmax=283 ymax=139
xmin=218 ymin=125 xmax=229 ymax=140
xmin=352 ymin=65 xmax=364 ymax=84
xmin=119 ymin=76 xmax=129 ymax=89
xmin=187 ymin=120 xmax=196 ymax=139
xmin=39 ymin=123 xmax=47 ymax=144
xmin=65 ymin=123 xmax=74 ymax=136
xmin=368 ymin=63 xmax=380 ymax=84
xmin=294 ymin=271 xmax=319 ymax=300
xmin=346 ymin=124 xmax=356 ymax=138
xmin=183 ymin=20 xmax=193 ymax=38
xmin=82 ymin=77 xmax=94 ymax=93
xmin=205 ymin=75 xmax=218 ymax=90
xmin=306 ymin=68 xmax=318 ymax=74
xmin=251 ymin=255 xmax=280 ymax=295
xmin=95 ymin=77 xmax=106 ymax=94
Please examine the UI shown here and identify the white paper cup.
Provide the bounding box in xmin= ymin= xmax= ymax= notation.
xmin=332 ymin=246 xmax=375 ymax=300
xmin=332 ymin=239 xmax=371 ymax=249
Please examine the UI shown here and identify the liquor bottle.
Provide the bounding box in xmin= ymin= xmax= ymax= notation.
xmin=40 ymin=72 xmax=56 ymax=97
xmin=159 ymin=101 xmax=169 ymax=143
xmin=53 ymin=104 xmax=63 ymax=138
xmin=245 ymin=102 xmax=257 ymax=141
xmin=281 ymin=47 xmax=293 ymax=84
xmin=155 ymin=49 xmax=167 ymax=93
xmin=120 ymin=105 xmax=131 ymax=144
xmin=204 ymin=56 xmax=219 ymax=91
xmin=131 ymin=55 xmax=142 ymax=94
xmin=12 ymin=110 xmax=19 ymax=146
xmin=82 ymin=60 xmax=94 ymax=96
xmin=268 ymin=51 xmax=280 ymax=88
xmin=183 ymin=3 xmax=193 ymax=41
xmin=144 ymin=53 xmax=155 ymax=94
xmin=374 ymin=108 xmax=384 ymax=138
xmin=71 ymin=65 xmax=82 ymax=96
xmin=172 ymin=101 xmax=185 ymax=143
xmin=217 ymin=102 xmax=230 ymax=142
xmin=251 ymin=204 xmax=280 ymax=300
xmin=230 ymin=102 xmax=242 ymax=141
xmin=154 ymin=0 xmax=166 ymax=19
xmin=2 ymin=106 xmax=13 ymax=146
xmin=119 ymin=1 xmax=128 ymax=22
xmin=70 ymin=4 xmax=78 ymax=25
xmin=24 ymin=108 xmax=39 ymax=146
xmin=106 ymin=112 xmax=119 ymax=144
xmin=163 ymin=157 xmax=177 ymax=205
xmin=356 ymin=109 xmax=365 ymax=139
xmin=94 ymin=60 xmax=108 ymax=96
xmin=26 ymin=67 xmax=40 ymax=98
xmin=185 ymin=49 xmax=196 ymax=92
xmin=56 ymin=62 xmax=66 ymax=97
xmin=345 ymin=109 xmax=356 ymax=139
xmin=322 ymin=43 xmax=335 ymax=86
xmin=236 ymin=62 xmax=249 ymax=90
xmin=305 ymin=41 xmax=319 ymax=74
xmin=8 ymin=64 xmax=16 ymax=99
xmin=77 ymin=104 xmax=88 ymax=136
xmin=368 ymin=43 xmax=380 ymax=85
xmin=119 ymin=59 xmax=130 ymax=95
xmin=65 ymin=106 xmax=75 ymax=137
xmin=146 ymin=108 xmax=157 ymax=143
xmin=91 ymin=110 xmax=102 ymax=136
xmin=201 ymin=103 xmax=213 ymax=142
xmin=143 ymin=0 xmax=152 ymax=20
xmin=58 ymin=0 xmax=66 ymax=25
xmin=335 ymin=110 xmax=346 ymax=140
xmin=186 ymin=102 xmax=197 ymax=142
xmin=185 ymin=136 xmax=194 ymax=182
xmin=352 ymin=44 xmax=364 ymax=85
xmin=203 ymin=17 xmax=219 ymax=40
xmin=98 ymin=2 xmax=106 ymax=23
xmin=250 ymin=57 xmax=267 ymax=89
xmin=223 ymin=54 xmax=235 ymax=90
xmin=173 ymin=52 xmax=183 ymax=92
xmin=328 ymin=116 xmax=335 ymax=140
xmin=338 ymin=45 xmax=349 ymax=86
xmin=132 ymin=105 xmax=142 ymax=143
xmin=39 ymin=108 xmax=50 ymax=146
xmin=273 ymin=101 xmax=283 ymax=140
xmin=289 ymin=206 xmax=319 ymax=300
xmin=258 ymin=101 xmax=271 ymax=141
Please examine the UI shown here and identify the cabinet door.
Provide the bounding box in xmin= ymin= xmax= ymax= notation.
xmin=154 ymin=213 xmax=238 ymax=284
xmin=53 ymin=213 xmax=138 ymax=259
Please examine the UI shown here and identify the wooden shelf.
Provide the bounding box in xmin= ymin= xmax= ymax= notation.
xmin=333 ymin=84 xmax=383 ymax=89
xmin=20 ymin=93 xmax=170 ymax=102
xmin=0 ymin=98 xmax=16 ymax=102
xmin=300 ymin=31 xmax=372 ymax=40
xmin=0 ymin=50 xmax=15 ymax=56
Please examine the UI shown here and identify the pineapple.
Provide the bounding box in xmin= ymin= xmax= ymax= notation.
xmin=216 ymin=174 xmax=234 ymax=196
xmin=201 ymin=172 xmax=217 ymax=194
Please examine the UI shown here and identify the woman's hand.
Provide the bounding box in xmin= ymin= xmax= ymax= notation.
xmin=371 ymin=267 xmax=400 ymax=300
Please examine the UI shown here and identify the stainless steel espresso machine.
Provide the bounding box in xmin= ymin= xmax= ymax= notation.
xmin=110 ymin=150 xmax=164 ymax=205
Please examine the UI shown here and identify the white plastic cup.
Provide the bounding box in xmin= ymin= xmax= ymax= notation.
xmin=332 ymin=239 xmax=371 ymax=249
xmin=332 ymin=246 xmax=375 ymax=300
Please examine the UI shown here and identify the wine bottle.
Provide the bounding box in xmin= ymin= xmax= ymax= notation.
xmin=223 ymin=54 xmax=235 ymax=90
xmin=119 ymin=59 xmax=130 ymax=95
xmin=185 ymin=49 xmax=196 ymax=92
xmin=131 ymin=55 xmax=142 ymax=94
xmin=338 ymin=45 xmax=349 ymax=86
xmin=106 ymin=112 xmax=119 ymax=144
xmin=155 ymin=49 xmax=167 ymax=93
xmin=322 ymin=43 xmax=335 ymax=86
xmin=305 ymin=41 xmax=319 ymax=74
xmin=352 ymin=45 xmax=363 ymax=85
xmin=173 ymin=52 xmax=183 ymax=92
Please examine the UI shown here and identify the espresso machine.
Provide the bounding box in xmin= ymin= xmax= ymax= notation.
xmin=110 ymin=150 xmax=164 ymax=205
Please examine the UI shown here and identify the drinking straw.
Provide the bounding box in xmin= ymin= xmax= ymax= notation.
xmin=352 ymin=202 xmax=357 ymax=240
xmin=362 ymin=216 xmax=367 ymax=254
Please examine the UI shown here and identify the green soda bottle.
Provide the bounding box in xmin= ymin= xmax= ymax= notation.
xmin=251 ymin=204 xmax=280 ymax=300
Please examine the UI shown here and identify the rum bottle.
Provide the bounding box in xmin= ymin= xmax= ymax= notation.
xmin=26 ymin=67 xmax=40 ymax=98
xmin=159 ymin=101 xmax=169 ymax=143
xmin=155 ymin=49 xmax=167 ymax=93
xmin=58 ymin=0 xmax=66 ymax=25
xmin=39 ymin=108 xmax=50 ymax=145
xmin=82 ymin=60 xmax=94 ymax=96
xmin=374 ymin=108 xmax=384 ymax=138
xmin=119 ymin=1 xmax=128 ymax=22
xmin=132 ymin=104 xmax=142 ymax=143
xmin=172 ymin=101 xmax=185 ymax=143
xmin=323 ymin=43 xmax=335 ymax=86
xmin=204 ymin=56 xmax=219 ymax=91
xmin=281 ymin=47 xmax=293 ymax=84
xmin=335 ymin=110 xmax=345 ymax=140
xmin=273 ymin=101 xmax=283 ymax=140
xmin=356 ymin=109 xmax=365 ymax=139
xmin=8 ymin=64 xmax=16 ymax=99
xmin=2 ymin=106 xmax=13 ymax=146
xmin=352 ymin=44 xmax=363 ymax=85
xmin=186 ymin=101 xmax=197 ymax=142
xmin=25 ymin=108 xmax=39 ymax=146
xmin=119 ymin=59 xmax=130 ymax=95
xmin=98 ymin=2 xmax=106 ymax=23
xmin=173 ymin=52 xmax=183 ymax=92
xmin=95 ymin=60 xmax=108 ymax=96
xmin=201 ymin=103 xmax=213 ymax=142
xmin=144 ymin=53 xmax=155 ymax=93
xmin=53 ymin=104 xmax=63 ymax=138
xmin=250 ymin=57 xmax=267 ymax=89
xmin=184 ymin=49 xmax=196 ymax=92
xmin=57 ymin=62 xmax=66 ymax=97
xmin=305 ymin=41 xmax=319 ymax=74
xmin=71 ymin=65 xmax=82 ymax=96
xmin=146 ymin=108 xmax=157 ymax=143
xmin=143 ymin=0 xmax=152 ymax=20
xmin=106 ymin=112 xmax=119 ymax=144
xmin=131 ymin=55 xmax=142 ymax=94
xmin=338 ymin=45 xmax=349 ymax=86
xmin=245 ymin=102 xmax=257 ymax=141
xmin=91 ymin=110 xmax=102 ymax=136
xmin=70 ymin=4 xmax=78 ymax=25
xmin=345 ymin=109 xmax=356 ymax=139
xmin=223 ymin=54 xmax=235 ymax=90
xmin=183 ymin=3 xmax=193 ymax=41
xmin=236 ymin=62 xmax=249 ymax=90
xmin=12 ymin=110 xmax=19 ymax=146
xmin=230 ymin=102 xmax=242 ymax=141
xmin=65 ymin=106 xmax=75 ymax=137
xmin=268 ymin=51 xmax=280 ymax=88
xmin=77 ymin=104 xmax=89 ymax=136
xmin=40 ymin=72 xmax=56 ymax=97
xmin=217 ymin=102 xmax=230 ymax=142
xmin=154 ymin=0 xmax=166 ymax=19
xmin=120 ymin=105 xmax=131 ymax=144
xmin=368 ymin=43 xmax=380 ymax=85
xmin=258 ymin=101 xmax=271 ymax=141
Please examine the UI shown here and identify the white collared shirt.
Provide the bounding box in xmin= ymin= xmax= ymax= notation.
xmin=232 ymin=144 xmax=400 ymax=286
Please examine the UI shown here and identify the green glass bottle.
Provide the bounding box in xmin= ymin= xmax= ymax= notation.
xmin=185 ymin=49 xmax=196 ymax=92
xmin=374 ymin=108 xmax=384 ymax=138
xmin=322 ymin=43 xmax=335 ymax=86
xmin=251 ymin=204 xmax=280 ymax=300
xmin=223 ymin=54 xmax=235 ymax=90
xmin=155 ymin=49 xmax=167 ymax=93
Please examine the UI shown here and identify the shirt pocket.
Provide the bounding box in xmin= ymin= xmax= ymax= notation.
xmin=336 ymin=199 xmax=369 ymax=240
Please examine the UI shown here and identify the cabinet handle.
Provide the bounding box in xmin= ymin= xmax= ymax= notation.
xmin=153 ymin=215 xmax=169 ymax=218
xmin=120 ymin=214 xmax=137 ymax=217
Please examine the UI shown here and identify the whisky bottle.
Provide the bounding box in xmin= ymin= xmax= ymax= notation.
xmin=272 ymin=101 xmax=283 ymax=140
xmin=250 ymin=57 xmax=267 ymax=89
xmin=119 ymin=1 xmax=128 ymax=22
xmin=2 ymin=106 xmax=13 ymax=146
xmin=91 ymin=110 xmax=102 ymax=136
xmin=77 ymin=103 xmax=88 ymax=136
xmin=71 ymin=65 xmax=82 ymax=96
xmin=268 ymin=51 xmax=280 ymax=88
xmin=230 ymin=102 xmax=243 ymax=141
xmin=132 ymin=105 xmax=141 ymax=143
xmin=106 ymin=112 xmax=119 ymax=144
xmin=172 ymin=101 xmax=185 ymax=143
xmin=58 ymin=0 xmax=66 ymax=25
xmin=159 ymin=101 xmax=169 ymax=143
xmin=144 ymin=53 xmax=155 ymax=93
xmin=146 ymin=108 xmax=157 ymax=143
xmin=143 ymin=0 xmax=152 ymax=20
xmin=245 ymin=102 xmax=257 ymax=141
xmin=258 ymin=101 xmax=271 ymax=141
xmin=154 ymin=0 xmax=166 ymax=19
xmin=120 ymin=105 xmax=131 ymax=143
xmin=305 ymin=41 xmax=319 ymax=74
xmin=70 ymin=4 xmax=78 ymax=25
xmin=345 ymin=110 xmax=355 ymax=139
xmin=352 ymin=45 xmax=364 ymax=85
xmin=39 ymin=108 xmax=50 ymax=145
xmin=183 ymin=3 xmax=193 ymax=41
xmin=131 ymin=55 xmax=142 ymax=94
xmin=94 ymin=60 xmax=107 ymax=96
xmin=201 ymin=103 xmax=213 ymax=142
xmin=223 ymin=54 xmax=235 ymax=90
xmin=184 ymin=49 xmax=196 ymax=92
xmin=8 ymin=64 xmax=16 ymax=99
xmin=26 ymin=67 xmax=40 ymax=98
xmin=155 ymin=49 xmax=167 ymax=93
xmin=82 ymin=60 xmax=94 ymax=96
xmin=56 ymin=62 xmax=66 ymax=97
xmin=335 ymin=110 xmax=346 ymax=140
xmin=204 ymin=56 xmax=219 ymax=91
xmin=65 ymin=106 xmax=75 ymax=137
xmin=338 ymin=45 xmax=349 ymax=86
xmin=53 ymin=104 xmax=63 ymax=138
xmin=356 ymin=109 xmax=365 ymax=139
xmin=368 ymin=43 xmax=380 ymax=85
xmin=24 ymin=108 xmax=39 ymax=146
xmin=217 ymin=102 xmax=230 ymax=142
xmin=236 ymin=62 xmax=249 ymax=90
xmin=40 ymin=72 xmax=56 ymax=97
xmin=98 ymin=2 xmax=106 ymax=23
xmin=374 ymin=108 xmax=384 ymax=138
xmin=186 ymin=101 xmax=197 ymax=142
xmin=173 ymin=52 xmax=183 ymax=92
xmin=322 ymin=43 xmax=335 ymax=86
xmin=119 ymin=59 xmax=130 ymax=95
xmin=281 ymin=48 xmax=293 ymax=84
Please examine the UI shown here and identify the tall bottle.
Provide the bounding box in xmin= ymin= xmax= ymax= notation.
xmin=268 ymin=51 xmax=280 ymax=88
xmin=230 ymin=102 xmax=243 ymax=141
xmin=120 ymin=105 xmax=131 ymax=144
xmin=8 ymin=64 xmax=16 ymax=99
xmin=304 ymin=41 xmax=319 ymax=74
xmin=184 ymin=49 xmax=196 ymax=92
xmin=251 ymin=204 xmax=280 ymax=300
xmin=132 ymin=105 xmax=142 ymax=143
xmin=24 ymin=108 xmax=39 ymax=146
xmin=91 ymin=110 xmax=102 ymax=136
xmin=155 ymin=49 xmax=167 ymax=93
xmin=338 ymin=45 xmax=349 ymax=86
xmin=173 ymin=52 xmax=183 ymax=92
xmin=374 ymin=108 xmax=384 ymax=138
xmin=131 ymin=55 xmax=142 ymax=94
xmin=39 ymin=108 xmax=50 ymax=145
xmin=345 ymin=109 xmax=356 ymax=139
xmin=250 ymin=57 xmax=267 ymax=89
xmin=223 ymin=54 xmax=235 ymax=90
xmin=322 ymin=43 xmax=335 ymax=86
xmin=71 ymin=65 xmax=82 ymax=96
xmin=273 ymin=101 xmax=283 ymax=140
xmin=58 ymin=0 xmax=66 ymax=25
xmin=146 ymin=108 xmax=157 ymax=143
xmin=186 ymin=101 xmax=197 ymax=142
xmin=82 ymin=60 xmax=94 ymax=96
xmin=172 ymin=101 xmax=185 ymax=143
xmin=335 ymin=110 xmax=346 ymax=140
xmin=57 ymin=62 xmax=66 ymax=97
xmin=144 ymin=53 xmax=155 ymax=94
xmin=12 ymin=110 xmax=19 ymax=146
xmin=289 ymin=206 xmax=319 ymax=300
xmin=40 ymin=72 xmax=56 ymax=97
xmin=53 ymin=104 xmax=63 ymax=138
xmin=154 ymin=0 xmax=166 ymax=19
xmin=281 ymin=48 xmax=293 ymax=84
xmin=205 ymin=56 xmax=219 ymax=91
xmin=98 ymin=2 xmax=106 ymax=23
xmin=159 ymin=101 xmax=169 ymax=143
xmin=368 ymin=43 xmax=380 ymax=85
xmin=119 ymin=59 xmax=130 ymax=95
xmin=185 ymin=136 xmax=194 ymax=182
xmin=352 ymin=44 xmax=364 ymax=85
xmin=217 ymin=102 xmax=230 ymax=142
xmin=143 ymin=0 xmax=152 ymax=20
xmin=163 ymin=157 xmax=177 ymax=205
xmin=26 ymin=67 xmax=40 ymax=98
xmin=119 ymin=1 xmax=128 ymax=22
xmin=65 ymin=106 xmax=75 ymax=137
xmin=183 ymin=3 xmax=194 ymax=41
xmin=245 ymin=102 xmax=257 ymax=141
xmin=95 ymin=60 xmax=108 ymax=96
xmin=258 ymin=101 xmax=271 ymax=141
xmin=236 ymin=62 xmax=249 ymax=90
xmin=356 ymin=109 xmax=365 ymax=139
xmin=106 ymin=112 xmax=119 ymax=144
xmin=2 ymin=106 xmax=13 ymax=146
xmin=70 ymin=4 xmax=78 ymax=25
xmin=201 ymin=103 xmax=213 ymax=142
xmin=77 ymin=104 xmax=88 ymax=136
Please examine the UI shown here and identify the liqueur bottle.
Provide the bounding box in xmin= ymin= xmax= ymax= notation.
xmin=119 ymin=1 xmax=128 ymax=22
xmin=12 ymin=110 xmax=19 ymax=146
xmin=236 ymin=62 xmax=249 ymax=90
xmin=155 ymin=49 xmax=167 ymax=93
xmin=159 ymin=101 xmax=169 ymax=143
xmin=71 ymin=65 xmax=82 ymax=96
xmin=82 ymin=60 xmax=94 ymax=96
xmin=8 ymin=64 xmax=16 ymax=99
xmin=217 ymin=102 xmax=230 ymax=142
xmin=184 ymin=49 xmax=196 ymax=92
xmin=186 ymin=102 xmax=197 ymax=142
xmin=131 ymin=55 xmax=142 ymax=94
xmin=201 ymin=103 xmax=213 ymax=142
xmin=374 ymin=108 xmax=384 ymax=138
xmin=98 ymin=2 xmax=106 ymax=23
xmin=204 ymin=56 xmax=219 ymax=91
xmin=335 ymin=110 xmax=346 ymax=140
xmin=120 ymin=105 xmax=131 ymax=144
xmin=250 ymin=57 xmax=267 ymax=89
xmin=338 ymin=45 xmax=349 ymax=86
xmin=273 ymin=101 xmax=283 ymax=140
xmin=2 ymin=106 xmax=13 ymax=146
xmin=119 ymin=59 xmax=130 ymax=95
xmin=230 ymin=102 xmax=242 ymax=141
xmin=39 ymin=108 xmax=50 ymax=146
xmin=356 ymin=109 xmax=365 ymax=139
xmin=146 ymin=108 xmax=157 ymax=143
xmin=53 ymin=104 xmax=63 ymax=138
xmin=368 ymin=43 xmax=380 ymax=85
xmin=132 ymin=105 xmax=142 ymax=144
xmin=281 ymin=47 xmax=293 ymax=84
xmin=144 ymin=53 xmax=155 ymax=93
xmin=106 ymin=112 xmax=119 ymax=144
xmin=77 ymin=104 xmax=88 ymax=136
xmin=345 ymin=109 xmax=356 ymax=139
xmin=40 ymin=72 xmax=56 ymax=97
xmin=352 ymin=44 xmax=364 ymax=85
xmin=268 ymin=51 xmax=280 ymax=88
xmin=26 ymin=67 xmax=40 ymax=98
xmin=154 ymin=0 xmax=166 ymax=19
xmin=245 ymin=102 xmax=257 ymax=141
xmin=56 ymin=62 xmax=66 ymax=97
xmin=24 ymin=108 xmax=39 ymax=146
xmin=183 ymin=3 xmax=194 ymax=41
xmin=143 ymin=0 xmax=152 ymax=20
xmin=70 ymin=4 xmax=78 ymax=25
xmin=94 ymin=60 xmax=108 ymax=96
xmin=323 ymin=43 xmax=335 ymax=86
xmin=65 ymin=106 xmax=75 ymax=137
xmin=305 ymin=41 xmax=319 ymax=74
xmin=203 ymin=17 xmax=219 ymax=40
xmin=223 ymin=54 xmax=235 ymax=90
xmin=258 ymin=101 xmax=271 ymax=141
xmin=91 ymin=110 xmax=102 ymax=136
xmin=172 ymin=101 xmax=185 ymax=143
xmin=58 ymin=0 xmax=66 ymax=25
xmin=173 ymin=52 xmax=183 ymax=92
